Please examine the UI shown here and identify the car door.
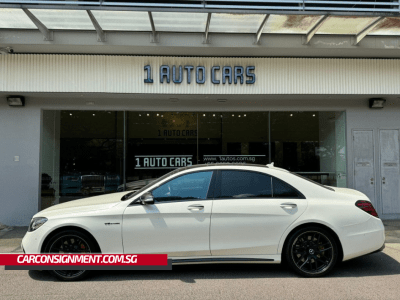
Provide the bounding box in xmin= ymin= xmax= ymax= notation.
xmin=122 ymin=170 xmax=216 ymax=257
xmin=210 ymin=170 xmax=308 ymax=256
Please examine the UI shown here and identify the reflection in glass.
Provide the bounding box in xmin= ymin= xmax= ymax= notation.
xmin=126 ymin=112 xmax=197 ymax=185
xmin=270 ymin=112 xmax=346 ymax=186
xmin=40 ymin=110 xmax=346 ymax=210
xmin=199 ymin=112 xmax=269 ymax=165
xmin=217 ymin=170 xmax=272 ymax=199
xmin=41 ymin=111 xmax=123 ymax=210
xmin=152 ymin=171 xmax=213 ymax=201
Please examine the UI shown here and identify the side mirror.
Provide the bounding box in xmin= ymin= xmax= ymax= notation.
xmin=140 ymin=192 xmax=154 ymax=205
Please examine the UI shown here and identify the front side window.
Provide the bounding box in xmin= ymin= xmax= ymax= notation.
xmin=217 ymin=170 xmax=272 ymax=199
xmin=152 ymin=171 xmax=213 ymax=202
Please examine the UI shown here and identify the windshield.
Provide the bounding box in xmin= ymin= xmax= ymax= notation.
xmin=291 ymin=172 xmax=335 ymax=192
xmin=121 ymin=169 xmax=179 ymax=201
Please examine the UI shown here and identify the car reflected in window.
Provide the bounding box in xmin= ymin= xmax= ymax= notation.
xmin=152 ymin=171 xmax=214 ymax=202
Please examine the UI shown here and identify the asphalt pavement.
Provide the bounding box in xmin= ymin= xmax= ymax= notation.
xmin=0 ymin=223 xmax=400 ymax=299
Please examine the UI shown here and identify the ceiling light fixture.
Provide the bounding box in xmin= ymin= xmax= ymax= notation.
xmin=369 ymin=98 xmax=386 ymax=109
xmin=7 ymin=96 xmax=25 ymax=107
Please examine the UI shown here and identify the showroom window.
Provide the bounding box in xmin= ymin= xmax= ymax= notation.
xmin=40 ymin=110 xmax=346 ymax=209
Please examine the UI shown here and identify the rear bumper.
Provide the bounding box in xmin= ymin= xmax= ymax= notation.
xmin=371 ymin=242 xmax=385 ymax=254
xmin=341 ymin=216 xmax=385 ymax=261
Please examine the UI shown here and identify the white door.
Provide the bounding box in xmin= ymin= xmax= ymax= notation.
xmin=353 ymin=130 xmax=376 ymax=205
xmin=122 ymin=171 xmax=214 ymax=257
xmin=379 ymin=130 xmax=400 ymax=214
xmin=210 ymin=170 xmax=308 ymax=256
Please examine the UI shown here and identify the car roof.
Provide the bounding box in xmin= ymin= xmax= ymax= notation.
xmin=176 ymin=163 xmax=269 ymax=173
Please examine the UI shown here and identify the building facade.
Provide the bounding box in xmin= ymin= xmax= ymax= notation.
xmin=1 ymin=1 xmax=400 ymax=225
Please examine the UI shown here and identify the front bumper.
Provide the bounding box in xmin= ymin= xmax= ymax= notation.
xmin=21 ymin=225 xmax=51 ymax=254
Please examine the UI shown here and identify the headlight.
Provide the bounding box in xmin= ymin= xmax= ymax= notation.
xmin=28 ymin=217 xmax=48 ymax=232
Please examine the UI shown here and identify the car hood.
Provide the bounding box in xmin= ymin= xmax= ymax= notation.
xmin=35 ymin=192 xmax=128 ymax=218
xmin=327 ymin=186 xmax=369 ymax=199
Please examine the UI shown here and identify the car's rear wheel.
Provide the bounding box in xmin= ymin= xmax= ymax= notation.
xmin=284 ymin=226 xmax=338 ymax=277
xmin=43 ymin=229 xmax=100 ymax=281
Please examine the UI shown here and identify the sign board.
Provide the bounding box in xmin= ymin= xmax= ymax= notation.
xmin=135 ymin=155 xmax=193 ymax=169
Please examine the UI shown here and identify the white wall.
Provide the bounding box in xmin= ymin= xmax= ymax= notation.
xmin=0 ymin=101 xmax=41 ymax=226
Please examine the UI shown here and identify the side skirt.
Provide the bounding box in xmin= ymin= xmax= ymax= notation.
xmin=172 ymin=257 xmax=276 ymax=265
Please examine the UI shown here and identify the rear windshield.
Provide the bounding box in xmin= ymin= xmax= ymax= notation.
xmin=291 ymin=172 xmax=335 ymax=192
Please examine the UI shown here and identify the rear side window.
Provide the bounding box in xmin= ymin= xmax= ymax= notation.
xmin=272 ymin=177 xmax=303 ymax=198
xmin=216 ymin=170 xmax=272 ymax=199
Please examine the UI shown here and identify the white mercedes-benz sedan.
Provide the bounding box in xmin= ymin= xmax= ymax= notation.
xmin=22 ymin=163 xmax=385 ymax=281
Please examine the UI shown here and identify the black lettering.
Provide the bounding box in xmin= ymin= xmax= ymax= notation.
xmin=173 ymin=65 xmax=183 ymax=84
xmin=196 ymin=66 xmax=206 ymax=84
xmin=144 ymin=65 xmax=153 ymax=83
xmin=211 ymin=66 xmax=220 ymax=84
xmin=160 ymin=65 xmax=170 ymax=83
xmin=222 ymin=66 xmax=232 ymax=84
xmin=234 ymin=66 xmax=244 ymax=84
xmin=184 ymin=65 xmax=194 ymax=84
xmin=246 ymin=66 xmax=256 ymax=84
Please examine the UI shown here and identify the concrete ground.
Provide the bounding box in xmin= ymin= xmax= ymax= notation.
xmin=0 ymin=221 xmax=400 ymax=299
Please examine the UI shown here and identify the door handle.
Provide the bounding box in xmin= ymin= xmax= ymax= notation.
xmin=280 ymin=203 xmax=297 ymax=209
xmin=187 ymin=204 xmax=204 ymax=211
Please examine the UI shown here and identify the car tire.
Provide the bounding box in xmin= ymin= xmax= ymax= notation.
xmin=284 ymin=226 xmax=338 ymax=277
xmin=43 ymin=229 xmax=100 ymax=281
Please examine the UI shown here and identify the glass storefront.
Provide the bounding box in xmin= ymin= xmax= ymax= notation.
xmin=40 ymin=110 xmax=346 ymax=209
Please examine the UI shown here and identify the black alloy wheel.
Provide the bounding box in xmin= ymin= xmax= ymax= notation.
xmin=285 ymin=226 xmax=338 ymax=277
xmin=43 ymin=229 xmax=100 ymax=281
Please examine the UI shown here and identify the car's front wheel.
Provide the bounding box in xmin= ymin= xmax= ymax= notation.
xmin=284 ymin=226 xmax=338 ymax=277
xmin=43 ymin=229 xmax=100 ymax=281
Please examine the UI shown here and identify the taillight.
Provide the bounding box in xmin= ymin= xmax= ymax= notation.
xmin=355 ymin=200 xmax=379 ymax=218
